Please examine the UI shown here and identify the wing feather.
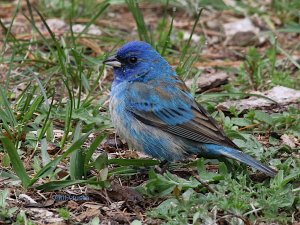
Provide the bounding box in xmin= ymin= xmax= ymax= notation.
xmin=126 ymin=78 xmax=238 ymax=149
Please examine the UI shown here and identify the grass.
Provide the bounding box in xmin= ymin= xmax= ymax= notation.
xmin=0 ymin=0 xmax=300 ymax=224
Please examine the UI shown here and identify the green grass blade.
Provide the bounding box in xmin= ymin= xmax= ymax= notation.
xmin=126 ymin=0 xmax=151 ymax=43
xmin=36 ymin=179 xmax=107 ymax=191
xmin=84 ymin=133 xmax=107 ymax=176
xmin=70 ymin=122 xmax=85 ymax=179
xmin=199 ymin=92 xmax=278 ymax=104
xmin=70 ymin=149 xmax=85 ymax=180
xmin=0 ymin=87 xmax=18 ymax=127
xmin=29 ymin=131 xmax=92 ymax=186
xmin=36 ymin=180 xmax=89 ymax=191
xmin=160 ymin=10 xmax=174 ymax=57
xmin=179 ymin=8 xmax=204 ymax=63
xmin=38 ymin=90 xmax=55 ymax=141
xmin=109 ymin=166 xmax=139 ymax=176
xmin=75 ymin=1 xmax=110 ymax=39
xmin=23 ymin=0 xmax=54 ymax=53
xmin=108 ymin=158 xmax=160 ymax=167
xmin=0 ymin=137 xmax=30 ymax=188
xmin=40 ymin=138 xmax=51 ymax=166
xmin=0 ymin=117 xmax=14 ymax=140
xmin=22 ymin=95 xmax=43 ymax=123
xmin=60 ymin=99 xmax=73 ymax=148
xmin=0 ymin=0 xmax=20 ymax=55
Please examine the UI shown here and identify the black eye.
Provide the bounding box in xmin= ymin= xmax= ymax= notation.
xmin=128 ymin=57 xmax=138 ymax=64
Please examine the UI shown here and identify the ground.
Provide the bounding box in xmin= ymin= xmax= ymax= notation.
xmin=0 ymin=0 xmax=300 ymax=224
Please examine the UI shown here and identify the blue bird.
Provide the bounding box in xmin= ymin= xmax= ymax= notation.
xmin=104 ymin=41 xmax=277 ymax=177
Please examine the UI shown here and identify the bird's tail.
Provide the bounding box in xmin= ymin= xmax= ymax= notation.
xmin=203 ymin=144 xmax=277 ymax=177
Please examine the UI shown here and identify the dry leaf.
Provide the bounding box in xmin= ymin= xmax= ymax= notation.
xmin=218 ymin=86 xmax=300 ymax=112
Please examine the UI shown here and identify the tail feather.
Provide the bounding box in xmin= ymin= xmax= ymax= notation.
xmin=203 ymin=144 xmax=277 ymax=177
xmin=222 ymin=148 xmax=277 ymax=177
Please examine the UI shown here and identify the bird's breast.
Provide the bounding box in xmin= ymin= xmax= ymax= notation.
xmin=109 ymin=82 xmax=199 ymax=161
xmin=109 ymin=84 xmax=140 ymax=148
xmin=109 ymin=88 xmax=127 ymax=136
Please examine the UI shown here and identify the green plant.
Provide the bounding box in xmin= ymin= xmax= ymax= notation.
xmin=58 ymin=208 xmax=71 ymax=220
xmin=0 ymin=189 xmax=18 ymax=223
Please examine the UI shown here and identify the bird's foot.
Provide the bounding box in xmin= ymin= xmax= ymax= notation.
xmin=154 ymin=160 xmax=170 ymax=174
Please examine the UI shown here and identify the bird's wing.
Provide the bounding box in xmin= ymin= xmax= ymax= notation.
xmin=125 ymin=77 xmax=238 ymax=149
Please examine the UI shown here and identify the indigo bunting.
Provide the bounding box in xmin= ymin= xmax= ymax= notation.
xmin=104 ymin=41 xmax=277 ymax=177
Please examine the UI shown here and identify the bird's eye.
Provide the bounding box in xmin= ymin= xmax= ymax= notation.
xmin=128 ymin=57 xmax=138 ymax=64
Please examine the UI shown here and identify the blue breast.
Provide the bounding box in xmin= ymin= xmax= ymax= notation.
xmin=109 ymin=82 xmax=199 ymax=161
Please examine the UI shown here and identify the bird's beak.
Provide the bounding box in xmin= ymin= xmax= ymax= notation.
xmin=103 ymin=55 xmax=122 ymax=68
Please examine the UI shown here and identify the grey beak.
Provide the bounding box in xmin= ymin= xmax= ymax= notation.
xmin=103 ymin=55 xmax=122 ymax=68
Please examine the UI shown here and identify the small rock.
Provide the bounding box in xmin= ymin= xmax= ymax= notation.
xmin=206 ymin=19 xmax=221 ymax=30
xmin=44 ymin=18 xmax=67 ymax=33
xmin=183 ymin=31 xmax=201 ymax=42
xmin=223 ymin=18 xmax=260 ymax=46
xmin=72 ymin=24 xmax=102 ymax=35
xmin=227 ymin=31 xmax=259 ymax=46
xmin=224 ymin=18 xmax=259 ymax=36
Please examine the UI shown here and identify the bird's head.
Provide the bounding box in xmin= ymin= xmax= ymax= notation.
xmin=103 ymin=41 xmax=174 ymax=86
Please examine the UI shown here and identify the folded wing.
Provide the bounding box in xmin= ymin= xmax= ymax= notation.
xmin=125 ymin=77 xmax=238 ymax=149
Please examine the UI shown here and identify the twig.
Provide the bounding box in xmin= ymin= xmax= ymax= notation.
xmin=193 ymin=176 xmax=217 ymax=194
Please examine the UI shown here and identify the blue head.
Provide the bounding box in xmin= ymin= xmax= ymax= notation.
xmin=103 ymin=41 xmax=175 ymax=86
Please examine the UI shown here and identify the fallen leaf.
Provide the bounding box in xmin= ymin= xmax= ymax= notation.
xmin=66 ymin=200 xmax=79 ymax=210
xmin=186 ymin=69 xmax=229 ymax=93
xmin=281 ymin=134 xmax=296 ymax=149
xmin=218 ymin=86 xmax=300 ymax=112
xmin=75 ymin=208 xmax=101 ymax=221
xmin=27 ymin=208 xmax=54 ymax=219
xmin=19 ymin=194 xmax=37 ymax=204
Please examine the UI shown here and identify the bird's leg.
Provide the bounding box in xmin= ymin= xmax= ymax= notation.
xmin=136 ymin=160 xmax=169 ymax=175
xmin=154 ymin=160 xmax=170 ymax=174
